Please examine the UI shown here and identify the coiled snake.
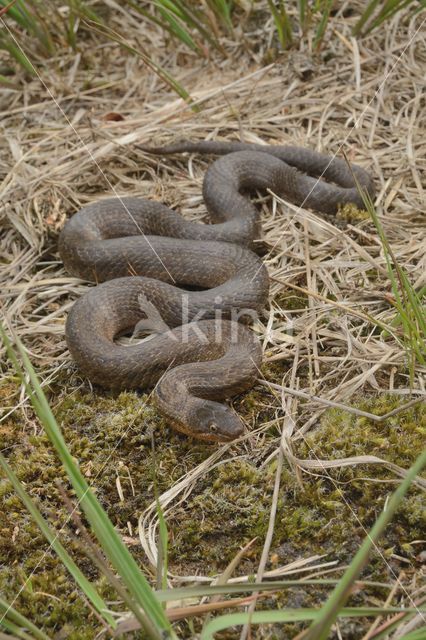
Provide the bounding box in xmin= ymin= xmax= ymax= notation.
xmin=59 ymin=141 xmax=374 ymax=441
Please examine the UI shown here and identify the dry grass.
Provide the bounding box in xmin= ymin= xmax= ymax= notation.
xmin=1 ymin=1 xmax=425 ymax=635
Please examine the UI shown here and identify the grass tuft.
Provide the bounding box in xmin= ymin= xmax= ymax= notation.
xmin=353 ymin=0 xmax=426 ymax=36
xmin=348 ymin=164 xmax=426 ymax=382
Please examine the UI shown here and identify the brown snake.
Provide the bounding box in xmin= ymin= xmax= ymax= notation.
xmin=59 ymin=140 xmax=374 ymax=442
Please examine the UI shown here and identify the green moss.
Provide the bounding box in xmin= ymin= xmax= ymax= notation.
xmin=164 ymin=394 xmax=425 ymax=639
xmin=337 ymin=202 xmax=370 ymax=222
xmin=273 ymin=290 xmax=309 ymax=312
xmin=1 ymin=388 xmax=424 ymax=638
xmin=0 ymin=385 xmax=220 ymax=636
xmin=305 ymin=395 xmax=425 ymax=470
xmin=168 ymin=459 xmax=276 ymax=572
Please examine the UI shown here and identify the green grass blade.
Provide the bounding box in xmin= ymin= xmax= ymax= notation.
xmin=83 ymin=19 xmax=195 ymax=108
xmin=0 ymin=0 xmax=17 ymax=19
xmin=71 ymin=0 xmax=102 ymax=23
xmin=58 ymin=0 xmax=103 ymax=49
xmin=266 ymin=0 xmax=293 ymax=49
xmin=345 ymin=162 xmax=426 ymax=372
xmin=399 ymin=627 xmax=426 ymax=640
xmin=382 ymin=285 xmax=426 ymax=337
xmin=414 ymin=0 xmax=426 ymax=14
xmin=155 ymin=497 xmax=169 ymax=594
xmin=313 ymin=0 xmax=334 ymax=49
xmin=0 ymin=0 xmax=33 ymax=30
xmin=156 ymin=6 xmax=202 ymax=52
xmin=392 ymin=268 xmax=426 ymax=337
xmin=0 ymin=620 xmax=34 ymax=640
xmin=154 ymin=0 xmax=222 ymax=50
xmin=154 ymin=579 xmax=391 ymax=601
xmin=369 ymin=613 xmax=421 ymax=640
xmin=125 ymin=0 xmax=205 ymax=52
xmin=66 ymin=8 xmax=77 ymax=50
xmin=298 ymin=0 xmax=308 ymax=28
xmin=362 ymin=192 xmax=426 ymax=368
xmin=200 ymin=607 xmax=426 ymax=638
xmin=0 ymin=453 xmax=116 ymax=630
xmin=21 ymin=4 xmax=55 ymax=54
xmin=0 ymin=38 xmax=35 ymax=75
xmin=0 ymin=72 xmax=18 ymax=87
xmin=353 ymin=0 xmax=425 ymax=35
xmin=206 ymin=0 xmax=233 ymax=31
xmin=151 ymin=442 xmax=169 ymax=595
xmin=155 ymin=0 xmax=206 ymax=29
xmin=154 ymin=0 xmax=187 ymax=21
xmin=0 ymin=324 xmax=177 ymax=640
xmin=0 ymin=596 xmax=50 ymax=640
xmin=0 ymin=1 xmax=54 ymax=55
xmin=303 ymin=449 xmax=426 ymax=640
xmin=369 ymin=0 xmax=413 ymax=31
xmin=352 ymin=0 xmax=381 ymax=35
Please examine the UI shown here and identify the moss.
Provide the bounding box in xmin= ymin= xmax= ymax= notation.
xmin=0 ymin=560 xmax=99 ymax=640
xmin=168 ymin=459 xmax=276 ymax=572
xmin=0 ymin=384 xmax=219 ymax=636
xmin=285 ymin=395 xmax=425 ymax=565
xmin=1 ymin=388 xmax=424 ymax=638
xmin=273 ymin=291 xmax=309 ymax=312
xmin=164 ymin=394 xmax=425 ymax=639
xmin=337 ymin=203 xmax=370 ymax=222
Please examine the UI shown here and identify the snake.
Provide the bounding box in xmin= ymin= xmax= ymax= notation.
xmin=59 ymin=140 xmax=374 ymax=442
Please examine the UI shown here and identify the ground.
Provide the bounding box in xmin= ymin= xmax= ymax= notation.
xmin=0 ymin=2 xmax=425 ymax=639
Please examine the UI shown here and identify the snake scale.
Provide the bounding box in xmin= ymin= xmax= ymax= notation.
xmin=59 ymin=140 xmax=374 ymax=441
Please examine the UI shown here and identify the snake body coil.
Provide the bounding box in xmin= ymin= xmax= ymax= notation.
xmin=59 ymin=141 xmax=374 ymax=441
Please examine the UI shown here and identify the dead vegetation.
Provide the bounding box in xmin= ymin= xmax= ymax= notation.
xmin=0 ymin=2 xmax=425 ymax=638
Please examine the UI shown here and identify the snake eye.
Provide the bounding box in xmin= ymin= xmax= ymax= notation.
xmin=209 ymin=423 xmax=218 ymax=433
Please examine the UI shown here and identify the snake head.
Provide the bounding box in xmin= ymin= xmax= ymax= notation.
xmin=190 ymin=401 xmax=245 ymax=442
xmin=155 ymin=386 xmax=245 ymax=443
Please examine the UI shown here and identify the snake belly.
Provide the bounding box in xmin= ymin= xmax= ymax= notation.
xmin=59 ymin=141 xmax=374 ymax=442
